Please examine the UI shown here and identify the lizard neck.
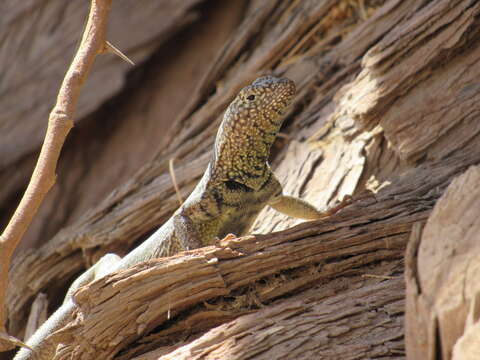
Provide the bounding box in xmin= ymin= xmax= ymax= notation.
xmin=211 ymin=102 xmax=282 ymax=190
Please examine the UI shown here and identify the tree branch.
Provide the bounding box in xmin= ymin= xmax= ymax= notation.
xmin=0 ymin=0 xmax=113 ymax=351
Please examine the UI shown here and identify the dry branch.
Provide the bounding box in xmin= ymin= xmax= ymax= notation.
xmin=138 ymin=277 xmax=405 ymax=360
xmin=0 ymin=0 xmax=113 ymax=351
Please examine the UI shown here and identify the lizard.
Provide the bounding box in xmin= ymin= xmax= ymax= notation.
xmin=15 ymin=75 xmax=349 ymax=359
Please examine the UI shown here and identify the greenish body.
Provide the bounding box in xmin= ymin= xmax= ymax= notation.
xmin=15 ymin=76 xmax=329 ymax=359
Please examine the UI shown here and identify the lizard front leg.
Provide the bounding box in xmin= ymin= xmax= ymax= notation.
xmin=265 ymin=172 xmax=350 ymax=220
xmin=268 ymin=194 xmax=351 ymax=220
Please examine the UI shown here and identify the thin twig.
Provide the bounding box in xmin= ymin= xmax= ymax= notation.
xmin=24 ymin=293 xmax=48 ymax=341
xmin=169 ymin=157 xmax=184 ymax=205
xmin=0 ymin=0 xmax=114 ymax=351
xmin=104 ymin=41 xmax=135 ymax=65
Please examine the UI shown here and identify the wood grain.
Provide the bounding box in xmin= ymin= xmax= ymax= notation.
xmin=406 ymin=165 xmax=480 ymax=360
xmin=50 ymin=151 xmax=480 ymax=359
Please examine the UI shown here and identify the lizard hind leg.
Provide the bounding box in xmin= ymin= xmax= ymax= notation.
xmin=14 ymin=253 xmax=122 ymax=360
xmin=64 ymin=253 xmax=122 ymax=302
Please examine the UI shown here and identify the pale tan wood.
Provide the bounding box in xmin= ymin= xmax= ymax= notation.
xmin=405 ymin=166 xmax=480 ymax=360
xmin=453 ymin=322 xmax=480 ymax=360
xmin=338 ymin=0 xmax=480 ymax=161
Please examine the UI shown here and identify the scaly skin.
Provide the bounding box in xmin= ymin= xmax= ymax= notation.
xmin=15 ymin=76 xmax=344 ymax=359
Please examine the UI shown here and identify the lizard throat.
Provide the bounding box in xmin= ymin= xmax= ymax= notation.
xmin=210 ymin=75 xmax=295 ymax=189
xmin=211 ymin=112 xmax=280 ymax=189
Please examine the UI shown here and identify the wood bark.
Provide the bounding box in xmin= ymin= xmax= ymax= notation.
xmin=405 ymin=165 xmax=480 ymax=360
xmin=48 ymin=152 xmax=480 ymax=359
xmin=2 ymin=0 xmax=480 ymax=358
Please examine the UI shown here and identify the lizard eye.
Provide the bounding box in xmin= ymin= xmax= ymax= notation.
xmin=246 ymin=94 xmax=255 ymax=101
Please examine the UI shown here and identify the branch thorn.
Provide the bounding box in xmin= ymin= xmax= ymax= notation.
xmin=104 ymin=41 xmax=135 ymax=66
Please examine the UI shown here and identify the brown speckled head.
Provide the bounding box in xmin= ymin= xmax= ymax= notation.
xmin=212 ymin=76 xmax=296 ymax=188
xmin=227 ymin=76 xmax=296 ymax=124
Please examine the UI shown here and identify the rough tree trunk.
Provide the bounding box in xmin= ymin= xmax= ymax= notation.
xmin=2 ymin=0 xmax=480 ymax=359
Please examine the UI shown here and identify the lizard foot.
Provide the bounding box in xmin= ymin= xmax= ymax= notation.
xmin=222 ymin=233 xmax=238 ymax=241
xmin=215 ymin=233 xmax=238 ymax=246
xmin=322 ymin=195 xmax=353 ymax=217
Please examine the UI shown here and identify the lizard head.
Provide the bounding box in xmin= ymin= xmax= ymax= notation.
xmin=212 ymin=76 xmax=296 ymax=189
xmin=235 ymin=76 xmax=296 ymax=121
xmin=221 ymin=75 xmax=296 ymax=137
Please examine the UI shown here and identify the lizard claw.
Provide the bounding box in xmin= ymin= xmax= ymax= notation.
xmin=215 ymin=233 xmax=238 ymax=245
xmin=222 ymin=233 xmax=238 ymax=241
xmin=323 ymin=195 xmax=353 ymax=216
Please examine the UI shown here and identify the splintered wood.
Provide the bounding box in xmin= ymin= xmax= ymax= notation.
xmin=50 ymin=152 xmax=480 ymax=358
xmin=405 ymin=166 xmax=480 ymax=360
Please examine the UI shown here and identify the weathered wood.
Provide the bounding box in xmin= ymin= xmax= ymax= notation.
xmin=7 ymin=0 xmax=398 ymax=330
xmin=8 ymin=0 xmax=480 ymax=341
xmin=9 ymin=0 xmax=357 ymax=332
xmin=47 ymin=152 xmax=480 ymax=359
xmin=339 ymin=0 xmax=480 ymax=161
xmin=405 ymin=165 xmax=480 ymax=360
xmin=134 ymin=276 xmax=405 ymax=360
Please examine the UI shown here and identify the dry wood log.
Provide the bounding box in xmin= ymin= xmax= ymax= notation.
xmin=405 ymin=165 xmax=480 ymax=360
xmin=42 ymin=152 xmax=480 ymax=359
xmin=133 ymin=277 xmax=405 ymax=360
xmin=10 ymin=0 xmax=384 ymax=333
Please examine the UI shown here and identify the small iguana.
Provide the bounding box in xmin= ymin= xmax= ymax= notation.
xmin=15 ymin=76 xmax=347 ymax=359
